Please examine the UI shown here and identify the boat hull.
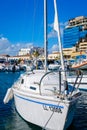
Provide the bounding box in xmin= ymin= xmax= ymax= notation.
xmin=72 ymin=61 xmax=87 ymax=70
xmin=13 ymin=89 xmax=77 ymax=130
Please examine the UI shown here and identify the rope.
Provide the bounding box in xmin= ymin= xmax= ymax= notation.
xmin=42 ymin=110 xmax=55 ymax=130
xmin=31 ymin=0 xmax=39 ymax=42
xmin=42 ymin=100 xmax=61 ymax=130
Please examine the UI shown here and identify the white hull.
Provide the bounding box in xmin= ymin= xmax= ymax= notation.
xmin=79 ymin=64 xmax=87 ymax=69
xmin=13 ymin=88 xmax=78 ymax=130
xmin=48 ymin=64 xmax=60 ymax=70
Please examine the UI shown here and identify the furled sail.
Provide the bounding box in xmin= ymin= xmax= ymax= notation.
xmin=53 ymin=0 xmax=68 ymax=92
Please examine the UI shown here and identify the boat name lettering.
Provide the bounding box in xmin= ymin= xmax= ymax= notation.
xmin=43 ymin=105 xmax=62 ymax=113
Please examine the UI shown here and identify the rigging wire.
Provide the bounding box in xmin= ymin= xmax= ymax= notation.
xmin=31 ymin=0 xmax=40 ymax=43
xmin=18 ymin=0 xmax=29 ymax=41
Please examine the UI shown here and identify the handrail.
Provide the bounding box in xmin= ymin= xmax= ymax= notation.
xmin=39 ymin=69 xmax=83 ymax=96
xmin=39 ymin=71 xmax=58 ymax=95
xmin=71 ymin=70 xmax=83 ymax=94
xmin=39 ymin=71 xmax=62 ymax=95
xmin=76 ymin=71 xmax=83 ymax=89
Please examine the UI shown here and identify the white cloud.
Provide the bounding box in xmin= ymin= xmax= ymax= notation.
xmin=0 ymin=37 xmax=10 ymax=50
xmin=52 ymin=44 xmax=58 ymax=51
xmin=0 ymin=21 xmax=67 ymax=56
xmin=48 ymin=21 xmax=67 ymax=39
xmin=48 ymin=21 xmax=67 ymax=53
xmin=48 ymin=29 xmax=57 ymax=38
xmin=0 ymin=36 xmax=33 ymax=56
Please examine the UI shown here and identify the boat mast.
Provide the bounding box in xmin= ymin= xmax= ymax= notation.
xmin=54 ymin=0 xmax=68 ymax=91
xmin=44 ymin=0 xmax=48 ymax=72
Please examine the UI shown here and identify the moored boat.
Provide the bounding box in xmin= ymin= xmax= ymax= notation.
xmin=3 ymin=0 xmax=81 ymax=130
xmin=11 ymin=70 xmax=81 ymax=130
xmin=72 ymin=59 xmax=87 ymax=70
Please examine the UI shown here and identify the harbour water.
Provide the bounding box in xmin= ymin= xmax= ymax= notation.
xmin=0 ymin=72 xmax=87 ymax=130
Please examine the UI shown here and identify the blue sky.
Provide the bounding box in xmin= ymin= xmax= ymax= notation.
xmin=0 ymin=0 xmax=87 ymax=55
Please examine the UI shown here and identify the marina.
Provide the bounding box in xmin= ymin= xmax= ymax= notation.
xmin=3 ymin=0 xmax=83 ymax=129
xmin=0 ymin=0 xmax=87 ymax=130
xmin=0 ymin=72 xmax=87 ymax=130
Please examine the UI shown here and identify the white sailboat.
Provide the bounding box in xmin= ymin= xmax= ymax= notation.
xmin=3 ymin=0 xmax=81 ymax=130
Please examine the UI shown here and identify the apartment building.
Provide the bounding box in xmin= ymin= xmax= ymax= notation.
xmin=63 ymin=16 xmax=87 ymax=49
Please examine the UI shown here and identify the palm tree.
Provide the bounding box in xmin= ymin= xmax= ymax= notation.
xmin=33 ymin=50 xmax=39 ymax=58
xmin=33 ymin=50 xmax=40 ymax=69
